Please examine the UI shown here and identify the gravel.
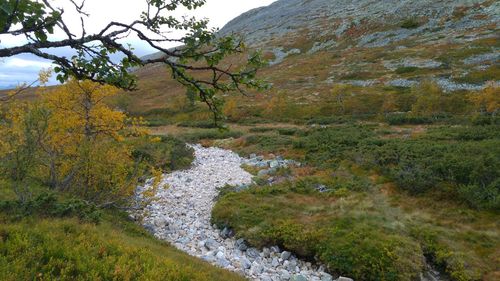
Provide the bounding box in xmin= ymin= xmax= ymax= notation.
xmin=133 ymin=144 xmax=339 ymax=281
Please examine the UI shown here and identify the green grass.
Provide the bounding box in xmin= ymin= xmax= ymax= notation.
xmin=0 ymin=180 xmax=243 ymax=281
xmin=131 ymin=135 xmax=194 ymax=173
xmin=216 ymin=123 xmax=500 ymax=280
xmin=212 ymin=180 xmax=425 ymax=281
xmin=0 ymin=130 xmax=244 ymax=281
xmin=395 ymin=66 xmax=420 ymax=74
xmin=454 ymin=65 xmax=499 ymax=84
xmin=0 ymin=213 xmax=245 ymax=281
xmin=180 ymin=129 xmax=244 ymax=142
xmin=400 ymin=19 xmax=421 ymax=29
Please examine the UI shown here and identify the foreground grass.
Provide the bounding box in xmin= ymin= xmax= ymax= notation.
xmin=0 ymin=209 xmax=245 ymax=281
xmin=0 ymin=133 xmax=242 ymax=281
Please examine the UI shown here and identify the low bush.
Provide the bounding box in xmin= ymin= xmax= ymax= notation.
xmin=410 ymin=227 xmax=482 ymax=281
xmin=385 ymin=113 xmax=434 ymax=125
xmin=180 ymin=129 xmax=243 ymax=142
xmin=306 ymin=116 xmax=348 ymax=125
xmin=0 ymin=215 xmax=245 ymax=281
xmin=132 ymin=136 xmax=194 ymax=172
xmin=471 ymin=115 xmax=500 ymax=126
xmin=248 ymin=127 xmax=276 ymax=133
xmin=395 ymin=66 xmax=419 ymax=74
xmin=401 ymin=18 xmax=420 ymax=29
xmin=177 ymin=120 xmax=218 ymax=129
xmin=0 ymin=193 xmax=102 ymax=223
xmin=277 ymin=128 xmax=299 ymax=136
xmin=212 ymin=181 xmax=424 ymax=281
xmin=369 ymin=139 xmax=500 ymax=202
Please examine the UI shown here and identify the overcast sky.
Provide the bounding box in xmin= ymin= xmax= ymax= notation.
xmin=0 ymin=0 xmax=277 ymax=89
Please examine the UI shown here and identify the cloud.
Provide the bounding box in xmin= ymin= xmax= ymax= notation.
xmin=0 ymin=54 xmax=56 ymax=88
xmin=5 ymin=57 xmax=53 ymax=69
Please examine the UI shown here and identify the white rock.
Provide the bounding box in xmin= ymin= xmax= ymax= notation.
xmin=133 ymin=145 xmax=347 ymax=281
xmin=337 ymin=277 xmax=354 ymax=281
xmin=281 ymin=251 xmax=292 ymax=260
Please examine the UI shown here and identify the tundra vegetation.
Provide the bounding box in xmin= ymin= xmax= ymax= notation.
xmin=0 ymin=0 xmax=499 ymax=281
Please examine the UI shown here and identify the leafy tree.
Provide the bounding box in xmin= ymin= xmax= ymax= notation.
xmin=411 ymin=80 xmax=445 ymax=116
xmin=381 ymin=93 xmax=399 ymax=115
xmin=0 ymin=0 xmax=266 ymax=123
xmin=0 ymin=79 xmax=152 ymax=205
xmin=264 ymin=91 xmax=287 ymax=119
xmin=223 ymin=98 xmax=241 ymax=122
xmin=331 ymin=84 xmax=350 ymax=114
xmin=470 ymin=83 xmax=500 ymax=116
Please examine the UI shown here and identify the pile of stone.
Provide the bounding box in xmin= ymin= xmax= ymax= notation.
xmin=133 ymin=145 xmax=352 ymax=281
xmin=243 ymin=154 xmax=300 ymax=178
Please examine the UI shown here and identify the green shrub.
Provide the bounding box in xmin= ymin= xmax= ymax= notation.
xmin=0 ymin=217 xmax=244 ymax=281
xmin=181 ymin=129 xmax=243 ymax=142
xmin=471 ymin=115 xmax=500 ymax=126
xmin=0 ymin=193 xmax=102 ymax=223
xmin=385 ymin=113 xmax=434 ymax=125
xmin=212 ymin=183 xmax=424 ymax=281
xmin=306 ymin=116 xmax=348 ymax=125
xmin=395 ymin=66 xmax=419 ymax=74
xmin=277 ymin=128 xmax=299 ymax=136
xmin=245 ymin=134 xmax=293 ymax=149
xmin=248 ymin=127 xmax=275 ymax=133
xmin=177 ymin=120 xmax=218 ymax=128
xmin=457 ymin=182 xmax=500 ymax=210
xmin=132 ymin=136 xmax=194 ymax=172
xmin=410 ymin=227 xmax=482 ymax=281
xmin=401 ymin=19 xmax=420 ymax=29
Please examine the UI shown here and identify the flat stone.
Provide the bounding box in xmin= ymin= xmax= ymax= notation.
xmin=246 ymin=247 xmax=260 ymax=260
xmin=337 ymin=277 xmax=354 ymax=281
xmin=321 ymin=272 xmax=333 ymax=281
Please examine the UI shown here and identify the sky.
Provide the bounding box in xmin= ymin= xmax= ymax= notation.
xmin=0 ymin=0 xmax=277 ymax=89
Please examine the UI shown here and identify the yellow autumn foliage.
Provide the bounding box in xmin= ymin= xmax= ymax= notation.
xmin=469 ymin=83 xmax=500 ymax=115
xmin=0 ymin=79 xmax=144 ymax=204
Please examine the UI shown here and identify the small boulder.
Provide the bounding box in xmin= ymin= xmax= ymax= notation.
xmin=287 ymin=260 xmax=297 ymax=272
xmin=220 ymin=227 xmax=234 ymax=239
xmin=281 ymin=251 xmax=292 ymax=260
xmin=235 ymin=238 xmax=248 ymax=251
xmin=251 ymin=261 xmax=264 ymax=274
xmin=204 ymin=238 xmax=220 ymax=251
xmin=240 ymin=257 xmax=252 ymax=269
xmin=258 ymin=169 xmax=270 ymax=177
xmin=320 ymin=272 xmax=333 ymax=281
xmin=270 ymin=246 xmax=280 ymax=253
xmin=246 ymin=247 xmax=260 ymax=260
xmin=270 ymin=160 xmax=280 ymax=168
xmin=281 ymin=270 xmax=291 ymax=280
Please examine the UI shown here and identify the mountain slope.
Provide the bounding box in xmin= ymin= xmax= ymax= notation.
xmin=125 ymin=0 xmax=499 ymax=120
xmin=218 ymin=0 xmax=499 ymax=91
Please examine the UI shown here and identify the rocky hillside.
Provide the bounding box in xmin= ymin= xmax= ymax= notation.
xmin=219 ymin=0 xmax=499 ymax=91
xmin=128 ymin=0 xmax=498 ymax=116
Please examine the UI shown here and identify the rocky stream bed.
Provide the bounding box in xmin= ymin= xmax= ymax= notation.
xmin=133 ymin=145 xmax=343 ymax=281
xmin=132 ymin=144 xmax=445 ymax=281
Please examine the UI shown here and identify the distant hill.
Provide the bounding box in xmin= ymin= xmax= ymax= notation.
xmin=126 ymin=0 xmax=498 ymax=117
xmin=218 ymin=0 xmax=499 ymax=91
